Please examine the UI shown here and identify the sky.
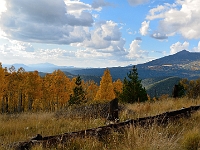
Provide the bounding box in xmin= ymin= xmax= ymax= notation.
xmin=0 ymin=0 xmax=200 ymax=68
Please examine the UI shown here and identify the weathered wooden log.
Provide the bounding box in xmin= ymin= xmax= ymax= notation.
xmin=13 ymin=105 xmax=200 ymax=150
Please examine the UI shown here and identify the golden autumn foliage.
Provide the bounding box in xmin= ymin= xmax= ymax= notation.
xmin=94 ymin=68 xmax=115 ymax=101
xmin=85 ymin=80 xmax=98 ymax=102
xmin=1 ymin=64 xmax=119 ymax=113
xmin=113 ymin=79 xmax=123 ymax=96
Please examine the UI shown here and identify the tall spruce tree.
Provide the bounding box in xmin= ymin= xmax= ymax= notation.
xmin=69 ymin=75 xmax=86 ymax=105
xmin=120 ymin=66 xmax=148 ymax=103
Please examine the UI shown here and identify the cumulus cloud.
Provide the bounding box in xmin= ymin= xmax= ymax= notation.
xmin=92 ymin=0 xmax=112 ymax=9
xmin=192 ymin=41 xmax=200 ymax=52
xmin=151 ymin=32 xmax=168 ymax=40
xmin=127 ymin=39 xmax=148 ymax=61
xmin=140 ymin=21 xmax=150 ymax=36
xmin=146 ymin=5 xmax=168 ymax=20
xmin=78 ymin=21 xmax=123 ymax=49
xmin=0 ymin=40 xmax=78 ymax=65
xmin=127 ymin=0 xmax=149 ymax=6
xmin=170 ymin=41 xmax=189 ymax=54
xmin=0 ymin=0 xmax=93 ymax=44
xmin=0 ymin=0 xmax=7 ymax=15
xmin=0 ymin=40 xmax=36 ymax=65
xmin=146 ymin=0 xmax=200 ymax=39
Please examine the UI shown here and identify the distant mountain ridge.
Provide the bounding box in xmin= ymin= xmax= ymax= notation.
xmin=140 ymin=50 xmax=200 ymax=67
xmin=2 ymin=50 xmax=200 ymax=80
xmin=68 ymin=50 xmax=200 ymax=80
xmin=2 ymin=63 xmax=76 ymax=73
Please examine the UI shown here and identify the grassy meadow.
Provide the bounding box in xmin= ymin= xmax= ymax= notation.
xmin=0 ymin=97 xmax=200 ymax=150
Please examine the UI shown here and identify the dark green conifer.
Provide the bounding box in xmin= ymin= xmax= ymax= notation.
xmin=69 ymin=75 xmax=86 ymax=105
xmin=120 ymin=66 xmax=148 ymax=103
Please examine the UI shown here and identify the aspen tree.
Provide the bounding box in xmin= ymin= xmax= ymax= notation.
xmin=85 ymin=80 xmax=98 ymax=102
xmin=42 ymin=73 xmax=54 ymax=111
xmin=25 ymin=71 xmax=42 ymax=111
xmin=113 ymin=79 xmax=123 ymax=97
xmin=95 ymin=68 xmax=115 ymax=101
xmin=51 ymin=70 xmax=71 ymax=109
xmin=17 ymin=67 xmax=26 ymax=112
xmin=0 ymin=63 xmax=7 ymax=113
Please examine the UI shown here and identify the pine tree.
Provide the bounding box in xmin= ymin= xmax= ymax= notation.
xmin=69 ymin=75 xmax=86 ymax=105
xmin=94 ymin=68 xmax=115 ymax=101
xmin=119 ymin=66 xmax=148 ymax=103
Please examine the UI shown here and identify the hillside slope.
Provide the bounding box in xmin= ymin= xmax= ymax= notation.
xmin=142 ymin=76 xmax=181 ymax=98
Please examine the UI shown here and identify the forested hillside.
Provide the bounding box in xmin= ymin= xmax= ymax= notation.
xmin=142 ymin=77 xmax=181 ymax=97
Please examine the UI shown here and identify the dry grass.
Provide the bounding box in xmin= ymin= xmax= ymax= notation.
xmin=0 ymin=97 xmax=200 ymax=150
xmin=120 ymin=97 xmax=200 ymax=119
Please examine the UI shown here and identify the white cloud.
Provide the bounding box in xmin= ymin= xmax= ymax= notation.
xmin=192 ymin=41 xmax=200 ymax=52
xmin=0 ymin=39 xmax=78 ymax=65
xmin=146 ymin=5 xmax=168 ymax=20
xmin=146 ymin=0 xmax=200 ymax=39
xmin=127 ymin=39 xmax=148 ymax=61
xmin=151 ymin=32 xmax=168 ymax=40
xmin=64 ymin=0 xmax=91 ymax=17
xmin=73 ymin=21 xmax=127 ymax=62
xmin=170 ymin=41 xmax=189 ymax=54
xmin=91 ymin=0 xmax=112 ymax=9
xmin=127 ymin=0 xmax=149 ymax=6
xmin=0 ymin=0 xmax=93 ymax=44
xmin=77 ymin=21 xmax=124 ymax=50
xmin=140 ymin=21 xmax=150 ymax=36
xmin=0 ymin=0 xmax=6 ymax=15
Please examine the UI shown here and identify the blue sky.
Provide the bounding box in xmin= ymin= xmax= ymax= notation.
xmin=0 ymin=0 xmax=200 ymax=68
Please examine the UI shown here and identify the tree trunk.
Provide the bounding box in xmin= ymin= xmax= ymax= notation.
xmin=1 ymin=96 xmax=5 ymax=113
xmin=28 ymin=94 xmax=33 ymax=111
xmin=5 ymin=95 xmax=8 ymax=113
xmin=18 ymin=90 xmax=23 ymax=112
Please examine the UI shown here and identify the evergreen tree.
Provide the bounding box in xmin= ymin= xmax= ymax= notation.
xmin=69 ymin=75 xmax=86 ymax=105
xmin=119 ymin=66 xmax=148 ymax=103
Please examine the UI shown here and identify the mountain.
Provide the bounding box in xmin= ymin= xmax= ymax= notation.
xmin=2 ymin=63 xmax=30 ymax=71
xmin=68 ymin=50 xmax=200 ymax=80
xmin=140 ymin=50 xmax=198 ymax=66
xmin=142 ymin=76 xmax=181 ymax=97
xmin=2 ymin=63 xmax=76 ymax=73
xmin=3 ymin=49 xmax=200 ymax=81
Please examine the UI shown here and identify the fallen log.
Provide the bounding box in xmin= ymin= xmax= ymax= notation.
xmin=13 ymin=105 xmax=200 ymax=150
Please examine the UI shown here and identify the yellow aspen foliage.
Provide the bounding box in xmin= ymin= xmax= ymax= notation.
xmin=51 ymin=70 xmax=71 ymax=109
xmin=6 ymin=66 xmax=18 ymax=112
xmin=0 ymin=63 xmax=7 ymax=113
xmin=42 ymin=73 xmax=55 ymax=111
xmin=85 ymin=80 xmax=99 ymax=102
xmin=25 ymin=71 xmax=42 ymax=111
xmin=113 ymin=79 xmax=123 ymax=96
xmin=16 ymin=67 xmax=26 ymax=112
xmin=0 ymin=63 xmax=6 ymax=99
xmin=94 ymin=69 xmax=115 ymax=101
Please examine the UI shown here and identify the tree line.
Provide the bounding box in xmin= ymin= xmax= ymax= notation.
xmin=1 ymin=62 xmax=198 ymax=114
xmin=0 ymin=63 xmax=150 ymax=113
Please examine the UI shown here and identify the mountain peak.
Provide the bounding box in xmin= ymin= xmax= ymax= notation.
xmin=176 ymin=50 xmax=190 ymax=54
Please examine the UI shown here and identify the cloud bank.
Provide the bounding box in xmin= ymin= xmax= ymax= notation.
xmin=146 ymin=0 xmax=200 ymax=39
